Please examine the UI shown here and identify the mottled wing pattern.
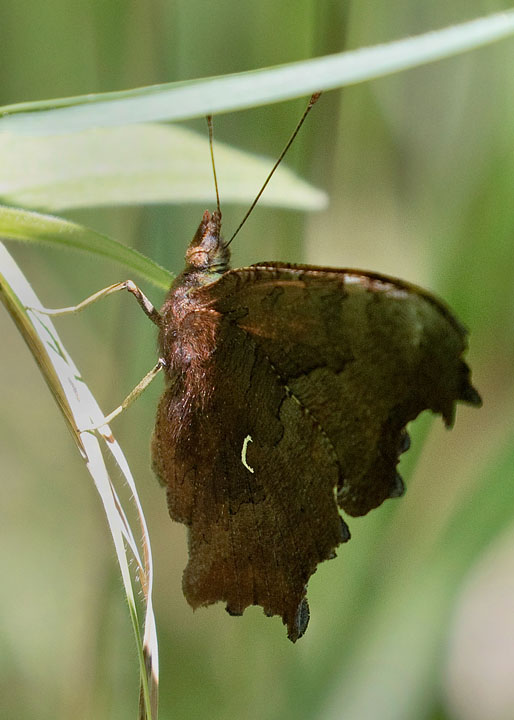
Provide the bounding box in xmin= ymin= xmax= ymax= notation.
xmin=201 ymin=264 xmax=480 ymax=515
xmin=152 ymin=298 xmax=347 ymax=640
xmin=152 ymin=263 xmax=480 ymax=640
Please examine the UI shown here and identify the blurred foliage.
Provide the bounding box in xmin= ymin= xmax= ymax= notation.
xmin=1 ymin=2 xmax=514 ymax=720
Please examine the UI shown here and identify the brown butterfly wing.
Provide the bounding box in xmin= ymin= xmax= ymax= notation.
xmin=152 ymin=295 xmax=346 ymax=641
xmin=200 ymin=264 xmax=480 ymax=514
xmin=152 ymin=262 xmax=480 ymax=640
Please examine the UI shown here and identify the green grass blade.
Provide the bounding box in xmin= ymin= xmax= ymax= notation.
xmin=0 ymin=124 xmax=327 ymax=212
xmin=0 ymin=242 xmax=159 ymax=720
xmin=0 ymin=244 xmax=82 ymax=442
xmin=1 ymin=11 xmax=513 ymax=135
xmin=0 ymin=205 xmax=173 ymax=289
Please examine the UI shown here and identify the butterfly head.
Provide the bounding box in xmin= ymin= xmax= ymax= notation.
xmin=185 ymin=210 xmax=230 ymax=274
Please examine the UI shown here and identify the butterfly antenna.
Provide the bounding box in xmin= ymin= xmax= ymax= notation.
xmin=226 ymin=92 xmax=321 ymax=247
xmin=207 ymin=115 xmax=221 ymax=216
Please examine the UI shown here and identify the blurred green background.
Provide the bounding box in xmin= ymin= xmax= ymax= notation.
xmin=1 ymin=2 xmax=514 ymax=719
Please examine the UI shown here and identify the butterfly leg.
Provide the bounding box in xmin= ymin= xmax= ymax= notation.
xmin=83 ymin=357 xmax=166 ymax=432
xmin=30 ymin=280 xmax=161 ymax=326
xmin=29 ymin=280 xmax=164 ymax=430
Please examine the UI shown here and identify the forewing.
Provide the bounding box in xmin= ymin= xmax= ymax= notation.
xmin=197 ymin=262 xmax=481 ymax=516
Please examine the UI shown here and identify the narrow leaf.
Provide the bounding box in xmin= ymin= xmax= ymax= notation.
xmin=0 ymin=242 xmax=159 ymax=719
xmin=0 ymin=12 xmax=513 ymax=135
xmin=0 ymin=204 xmax=173 ymax=289
xmin=0 ymin=124 xmax=327 ymax=212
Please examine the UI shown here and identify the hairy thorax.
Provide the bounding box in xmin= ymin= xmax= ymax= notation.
xmin=158 ymin=270 xmax=222 ymax=426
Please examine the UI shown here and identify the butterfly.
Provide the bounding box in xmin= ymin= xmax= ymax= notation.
xmin=150 ymin=207 xmax=481 ymax=641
